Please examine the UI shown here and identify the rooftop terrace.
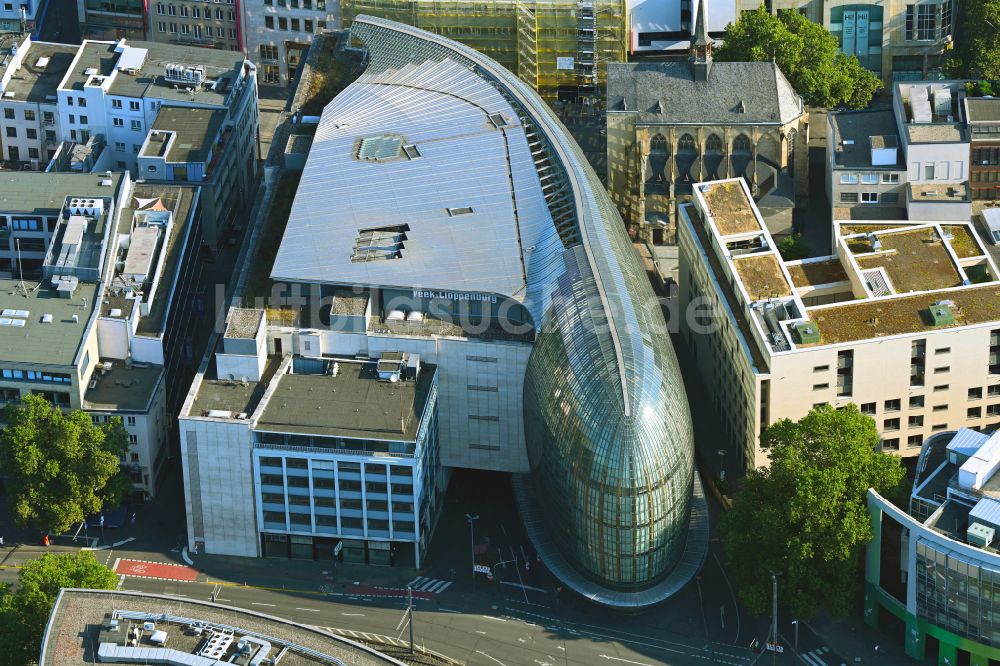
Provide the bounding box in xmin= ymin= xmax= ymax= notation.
xmin=909 ymin=182 xmax=970 ymax=202
xmin=256 ymin=360 xmax=435 ymax=441
xmin=83 ymin=360 xmax=163 ymax=411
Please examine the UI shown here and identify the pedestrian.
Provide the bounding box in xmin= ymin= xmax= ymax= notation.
xmin=130 ymin=512 xmax=136 ymax=525
xmin=0 ymin=536 xmax=4 ymax=547
xmin=42 ymin=534 xmax=49 ymax=547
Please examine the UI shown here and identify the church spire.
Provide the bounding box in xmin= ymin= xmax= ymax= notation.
xmin=690 ymin=0 xmax=713 ymax=81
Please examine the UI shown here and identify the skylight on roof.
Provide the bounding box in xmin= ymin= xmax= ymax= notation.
xmin=488 ymin=112 xmax=509 ymax=128
xmin=402 ymin=144 xmax=421 ymax=159
xmin=356 ymin=135 xmax=403 ymax=162
xmin=351 ymin=224 xmax=409 ymax=263
xmin=446 ymin=207 xmax=474 ymax=217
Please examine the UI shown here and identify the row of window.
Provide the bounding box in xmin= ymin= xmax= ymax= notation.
xmin=0 ymin=369 xmax=71 ymax=383
xmin=840 ymin=191 xmax=898 ymax=204
xmin=3 ymin=108 xmax=35 ymax=121
xmin=904 ymin=1 xmax=952 ymax=43
xmin=111 ymin=117 xmax=144 ymax=131
xmin=859 ymin=387 xmax=1000 ymax=415
xmin=111 ymin=99 xmax=142 ymax=111
xmin=649 ymin=133 xmax=754 ymax=154
xmin=113 ymin=141 xmax=143 ymax=154
xmin=92 ymin=413 xmax=138 ymax=426
xmin=264 ymin=0 xmax=325 ymax=9
xmin=263 ymin=14 xmax=323 ymax=32
xmin=155 ymin=3 xmax=234 ymax=19
xmin=156 ymin=21 xmax=235 ymax=38
xmin=4 ymin=126 xmax=37 ymax=140
xmin=839 ymin=172 xmax=900 ymax=185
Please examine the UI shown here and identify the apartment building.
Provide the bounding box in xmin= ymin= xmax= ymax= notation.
xmin=243 ymin=0 xmax=336 ymax=85
xmin=828 ymin=81 xmax=972 ymax=224
xmin=679 ymin=177 xmax=1000 ymax=472
xmin=0 ymin=171 xmax=203 ymax=499
xmin=0 ymin=34 xmax=260 ymax=244
xmin=966 ymin=97 xmax=1000 ymax=203
xmin=148 ymin=0 xmax=241 ymax=51
xmin=0 ymin=0 xmax=37 ymax=33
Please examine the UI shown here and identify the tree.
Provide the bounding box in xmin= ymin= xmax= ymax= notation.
xmin=777 ymin=233 xmax=810 ymax=261
xmin=719 ymin=404 xmax=906 ymax=619
xmin=716 ymin=7 xmax=882 ymax=109
xmin=0 ymin=394 xmax=129 ymax=534
xmin=945 ymin=1 xmax=1000 ymax=79
xmin=0 ymin=552 xmax=118 ymax=665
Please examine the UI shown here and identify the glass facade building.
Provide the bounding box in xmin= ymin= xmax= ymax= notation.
xmin=350 ymin=16 xmax=703 ymax=604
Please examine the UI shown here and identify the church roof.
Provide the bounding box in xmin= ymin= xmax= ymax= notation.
xmin=606 ymin=61 xmax=803 ymax=126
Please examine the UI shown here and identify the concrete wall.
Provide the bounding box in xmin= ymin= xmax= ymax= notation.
xmin=180 ymin=416 xmax=259 ymax=557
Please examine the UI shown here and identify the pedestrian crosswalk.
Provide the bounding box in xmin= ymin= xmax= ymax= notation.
xmin=801 ymin=646 xmax=830 ymax=666
xmin=405 ymin=576 xmax=453 ymax=594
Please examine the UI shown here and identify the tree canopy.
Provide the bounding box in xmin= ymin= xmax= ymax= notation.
xmin=719 ymin=404 xmax=906 ymax=618
xmin=716 ymin=7 xmax=882 ymax=109
xmin=0 ymin=552 xmax=118 ymax=665
xmin=945 ymin=0 xmax=1000 ymax=79
xmin=0 ymin=394 xmax=129 ymax=534
xmin=777 ymin=233 xmax=810 ymax=261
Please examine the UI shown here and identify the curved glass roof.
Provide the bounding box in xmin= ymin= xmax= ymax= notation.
xmin=314 ymin=15 xmax=706 ymax=607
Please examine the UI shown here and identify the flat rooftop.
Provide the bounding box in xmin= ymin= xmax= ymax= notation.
xmin=256 ymin=360 xmax=435 ymax=440
xmin=909 ymin=182 xmax=970 ymax=203
xmin=190 ymin=355 xmax=281 ymax=418
xmin=785 ymin=259 xmax=849 ymax=289
xmin=943 ymin=224 xmax=985 ymax=259
xmin=829 ymin=110 xmax=903 ymax=169
xmin=804 ymin=283 xmax=1000 ymax=345
xmin=116 ymin=184 xmax=198 ymax=336
xmin=854 ymin=228 xmax=963 ymax=293
xmin=225 ymin=308 xmax=264 ymax=339
xmin=60 ymin=40 xmax=118 ymax=91
xmin=108 ymin=40 xmax=247 ymax=106
xmin=732 ymin=253 xmax=792 ymax=301
xmin=83 ymin=360 xmax=164 ymax=411
xmin=907 ymin=123 xmax=965 ymax=144
xmin=698 ymin=181 xmax=761 ymax=236
xmin=2 ymin=41 xmax=78 ymax=102
xmin=147 ymin=107 xmax=227 ymax=164
xmin=0 ymin=279 xmax=99 ymax=366
xmin=40 ymin=589 xmax=406 ymax=666
xmin=967 ymin=97 xmax=1000 ymax=124
xmin=0 ymin=172 xmax=125 ymax=214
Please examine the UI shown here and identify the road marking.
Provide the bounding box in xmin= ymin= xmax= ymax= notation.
xmin=483 ymin=616 xmax=507 ymax=622
xmin=802 ymin=646 xmax=830 ymax=666
xmin=600 ymin=656 xmax=660 ymax=665
xmin=476 ymin=630 xmax=486 ymax=635
xmin=250 ymin=602 xmax=276 ymax=607
xmin=112 ymin=537 xmax=136 ymax=548
xmin=501 ymin=581 xmax=546 ymax=593
xmin=295 ymin=607 xmax=321 ymax=612
xmin=341 ymin=613 xmax=366 ymax=617
xmin=475 ymin=650 xmax=507 ymax=666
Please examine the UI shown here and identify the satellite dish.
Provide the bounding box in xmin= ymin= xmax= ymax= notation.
xmin=390 ymin=373 xmax=400 ymax=383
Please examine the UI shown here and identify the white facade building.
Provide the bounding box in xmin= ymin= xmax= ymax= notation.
xmin=679 ymin=177 xmax=1000 ymax=472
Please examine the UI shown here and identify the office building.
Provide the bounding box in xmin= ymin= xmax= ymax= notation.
xmin=180 ymin=15 xmax=706 ymax=607
xmin=0 ymin=34 xmax=259 ymax=245
xmin=0 ymin=171 xmax=203 ymax=499
xmin=606 ymin=3 xmax=807 ymax=244
xmin=679 ymin=177 xmax=1000 ymax=472
xmin=866 ymin=427 xmax=1000 ymax=666
xmin=338 ymin=0 xmax=627 ymax=100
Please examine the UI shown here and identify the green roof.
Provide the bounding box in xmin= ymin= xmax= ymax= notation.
xmin=0 ymin=279 xmax=100 ymax=367
xmin=793 ymin=321 xmax=821 ymax=344
xmin=0 ymin=172 xmax=125 ymax=214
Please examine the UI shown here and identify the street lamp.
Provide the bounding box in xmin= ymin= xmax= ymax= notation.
xmin=769 ymin=571 xmax=782 ymax=666
xmin=791 ymin=619 xmax=799 ymax=652
xmin=466 ymin=514 xmax=479 ymax=591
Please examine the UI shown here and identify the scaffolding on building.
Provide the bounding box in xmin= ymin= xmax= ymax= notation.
xmin=341 ymin=0 xmax=626 ymax=99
